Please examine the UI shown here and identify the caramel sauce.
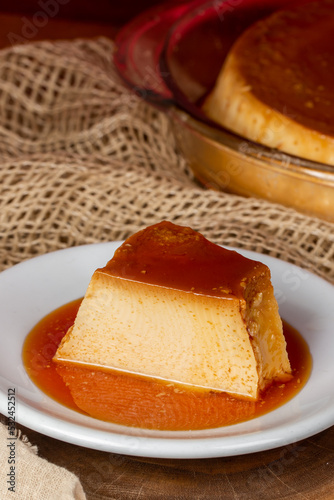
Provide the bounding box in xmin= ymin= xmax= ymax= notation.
xmin=22 ymin=298 xmax=312 ymax=431
xmin=237 ymin=1 xmax=334 ymax=136
xmin=103 ymin=221 xmax=267 ymax=298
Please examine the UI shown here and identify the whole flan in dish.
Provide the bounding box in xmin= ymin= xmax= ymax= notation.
xmin=53 ymin=221 xmax=291 ymax=404
xmin=203 ymin=0 xmax=334 ymax=166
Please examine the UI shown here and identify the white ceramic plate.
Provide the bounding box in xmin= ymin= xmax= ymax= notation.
xmin=0 ymin=242 xmax=333 ymax=459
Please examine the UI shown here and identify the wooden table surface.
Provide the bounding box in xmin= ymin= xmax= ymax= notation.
xmin=1 ymin=7 xmax=334 ymax=500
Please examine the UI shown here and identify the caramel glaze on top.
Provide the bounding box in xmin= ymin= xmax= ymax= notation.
xmin=233 ymin=0 xmax=334 ymax=137
xmin=101 ymin=221 xmax=267 ymax=298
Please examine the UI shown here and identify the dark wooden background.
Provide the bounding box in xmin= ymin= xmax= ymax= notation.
xmin=0 ymin=0 xmax=165 ymax=48
xmin=1 ymin=1 xmax=162 ymax=26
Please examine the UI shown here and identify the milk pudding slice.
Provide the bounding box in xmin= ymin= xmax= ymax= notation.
xmin=53 ymin=221 xmax=291 ymax=400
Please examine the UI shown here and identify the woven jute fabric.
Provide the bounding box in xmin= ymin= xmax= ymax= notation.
xmin=0 ymin=37 xmax=333 ymax=283
xmin=0 ymin=35 xmax=333 ymax=499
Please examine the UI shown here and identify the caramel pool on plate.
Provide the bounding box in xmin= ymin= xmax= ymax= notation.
xmin=22 ymin=222 xmax=312 ymax=431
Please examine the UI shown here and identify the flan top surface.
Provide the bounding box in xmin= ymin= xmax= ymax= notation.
xmin=231 ymin=0 xmax=334 ymax=137
xmin=101 ymin=221 xmax=267 ymax=297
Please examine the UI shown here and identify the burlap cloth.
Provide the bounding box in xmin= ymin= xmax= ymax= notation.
xmin=0 ymin=37 xmax=333 ymax=499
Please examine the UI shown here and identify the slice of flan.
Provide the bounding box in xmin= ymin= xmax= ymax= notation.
xmin=203 ymin=0 xmax=334 ymax=165
xmin=53 ymin=221 xmax=291 ymax=401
